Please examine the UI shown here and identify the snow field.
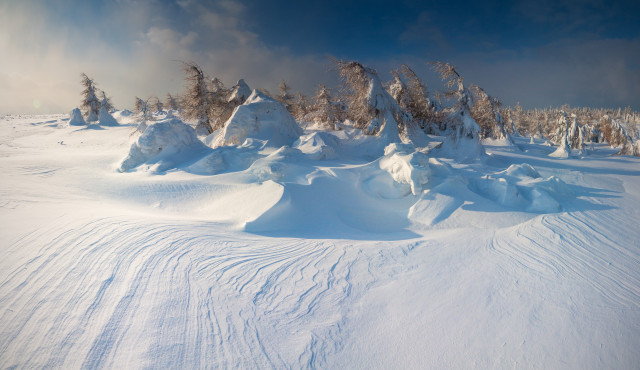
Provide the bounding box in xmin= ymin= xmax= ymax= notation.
xmin=0 ymin=112 xmax=639 ymax=368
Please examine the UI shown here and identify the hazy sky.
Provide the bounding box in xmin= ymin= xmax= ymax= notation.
xmin=1 ymin=0 xmax=639 ymax=114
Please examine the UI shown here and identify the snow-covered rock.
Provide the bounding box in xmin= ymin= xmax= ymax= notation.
xmin=211 ymin=90 xmax=302 ymax=148
xmin=68 ymin=108 xmax=86 ymax=126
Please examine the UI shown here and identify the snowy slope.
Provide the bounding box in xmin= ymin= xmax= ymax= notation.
xmin=0 ymin=114 xmax=639 ymax=368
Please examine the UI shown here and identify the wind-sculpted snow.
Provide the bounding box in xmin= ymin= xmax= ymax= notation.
xmin=1 ymin=114 xmax=640 ymax=368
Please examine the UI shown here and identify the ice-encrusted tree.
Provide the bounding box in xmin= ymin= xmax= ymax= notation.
xmin=333 ymin=58 xmax=410 ymax=142
xmin=181 ymin=62 xmax=214 ymax=134
xmin=80 ymin=73 xmax=101 ymax=122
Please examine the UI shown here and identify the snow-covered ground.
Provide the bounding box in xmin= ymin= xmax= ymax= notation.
xmin=1 ymin=113 xmax=639 ymax=368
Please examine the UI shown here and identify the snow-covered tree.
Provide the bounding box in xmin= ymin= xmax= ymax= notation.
xmin=99 ymin=90 xmax=114 ymax=112
xmin=276 ymin=80 xmax=294 ymax=112
xmin=80 ymin=73 xmax=101 ymax=122
xmin=333 ymin=59 xmax=409 ymax=142
xmin=306 ymin=84 xmax=343 ymax=129
xmin=568 ymin=113 xmax=584 ymax=151
xmin=181 ymin=62 xmax=214 ymax=134
xmin=227 ymin=79 xmax=251 ymax=106
xmin=291 ymin=92 xmax=312 ymax=123
xmin=470 ymin=85 xmax=514 ymax=146
xmin=550 ymin=111 xmax=571 ymax=158
xmin=165 ymin=93 xmax=180 ymax=111
xmin=134 ymin=96 xmax=151 ymax=131
xmin=399 ymin=64 xmax=438 ymax=133
xmin=149 ymin=96 xmax=163 ymax=113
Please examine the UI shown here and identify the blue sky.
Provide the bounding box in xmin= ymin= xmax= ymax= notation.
xmin=1 ymin=0 xmax=639 ymax=114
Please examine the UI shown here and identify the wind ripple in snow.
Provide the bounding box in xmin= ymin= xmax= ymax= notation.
xmin=0 ymin=218 xmax=363 ymax=368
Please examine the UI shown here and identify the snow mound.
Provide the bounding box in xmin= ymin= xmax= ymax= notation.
xmin=294 ymin=132 xmax=340 ymax=160
xmin=186 ymin=144 xmax=263 ymax=175
xmin=470 ymin=163 xmax=569 ymax=212
xmin=212 ymin=90 xmax=302 ymax=148
xmin=68 ymin=108 xmax=86 ymax=126
xmin=500 ymin=163 xmax=541 ymax=178
xmin=379 ymin=143 xmax=431 ymax=196
xmin=119 ymin=117 xmax=209 ymax=173
xmin=98 ymin=106 xmax=118 ymax=126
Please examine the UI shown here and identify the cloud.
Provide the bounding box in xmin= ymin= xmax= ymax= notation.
xmin=0 ymin=0 xmax=328 ymax=114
